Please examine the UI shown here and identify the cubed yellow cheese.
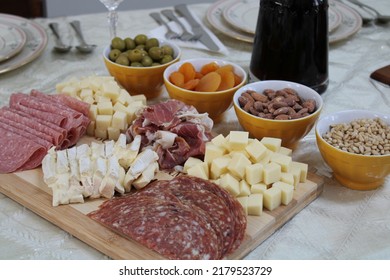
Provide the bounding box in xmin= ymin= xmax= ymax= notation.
xmin=258 ymin=149 xmax=274 ymax=165
xmin=95 ymin=95 xmax=111 ymax=103
xmin=86 ymin=121 xmax=95 ymax=136
xmin=83 ymin=96 xmax=95 ymax=105
xmin=89 ymin=104 xmax=98 ymax=121
xmin=227 ymin=153 xmax=252 ymax=179
xmin=204 ymin=143 xmax=226 ymax=164
xmin=229 ymin=150 xmax=250 ymax=159
xmin=272 ymin=181 xmax=294 ymax=205
xmin=261 ymin=137 xmax=282 ymax=152
xmin=61 ymin=85 xmax=78 ymax=96
xmin=263 ymin=162 xmax=281 ymax=185
xmin=291 ymin=161 xmax=308 ymax=182
xmin=245 ymin=138 xmax=268 ymax=163
xmin=211 ymin=134 xmax=227 ymax=148
xmin=247 ymin=193 xmax=263 ymax=216
xmin=102 ymin=81 xmax=120 ymax=100
xmin=107 ymin=127 xmax=121 ymax=141
xmin=281 ymin=172 xmax=295 ymax=186
xmin=290 ymin=166 xmax=301 ymax=189
xmin=115 ymin=90 xmax=132 ymax=105
xmin=80 ymin=88 xmax=93 ymax=100
xmin=239 ymin=180 xmax=251 ymax=196
xmin=236 ymin=196 xmax=248 ymax=215
xmin=219 ymin=173 xmax=240 ymax=196
xmin=113 ymin=101 xmax=128 ymax=113
xmin=187 ymin=163 xmax=208 ymax=180
xmin=270 ymin=152 xmax=292 ymax=172
xmin=245 ymin=163 xmax=263 ymax=185
xmin=183 ymin=157 xmax=204 ymax=173
xmin=278 ymin=146 xmax=292 ymax=156
xmin=131 ymin=94 xmax=147 ymax=105
xmin=97 ymin=101 xmax=113 ymax=115
xmin=111 ymin=110 xmax=127 ymax=130
xmin=263 ymin=187 xmax=282 ymax=211
xmin=210 ymin=156 xmax=230 ymax=179
xmin=251 ymin=183 xmax=267 ymax=194
xmin=227 ymin=131 xmax=249 ymax=151
xmin=95 ymin=114 xmax=112 ymax=131
xmin=94 ymin=128 xmax=107 ymax=139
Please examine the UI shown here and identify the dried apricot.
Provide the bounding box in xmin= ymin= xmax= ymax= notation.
xmin=194 ymin=71 xmax=204 ymax=79
xmin=233 ymin=73 xmax=242 ymax=86
xmin=169 ymin=71 xmax=185 ymax=87
xmin=217 ymin=70 xmax=235 ymax=91
xmin=178 ymin=62 xmax=196 ymax=82
xmin=183 ymin=79 xmax=200 ymax=90
xmin=200 ymin=62 xmax=219 ymax=75
xmin=215 ymin=64 xmax=234 ymax=75
xmin=195 ymin=72 xmax=221 ymax=92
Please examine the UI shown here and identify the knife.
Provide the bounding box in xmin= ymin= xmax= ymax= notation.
xmin=174 ymin=4 xmax=220 ymax=52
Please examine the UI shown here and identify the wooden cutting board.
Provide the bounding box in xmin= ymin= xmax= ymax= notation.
xmin=0 ymin=167 xmax=324 ymax=260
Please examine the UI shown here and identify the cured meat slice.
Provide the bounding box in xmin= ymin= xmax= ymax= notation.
xmin=88 ymin=195 xmax=221 ymax=260
xmin=0 ymin=108 xmax=65 ymax=146
xmin=0 ymin=129 xmax=46 ymax=173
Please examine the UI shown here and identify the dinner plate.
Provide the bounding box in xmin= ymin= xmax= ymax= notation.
xmin=0 ymin=13 xmax=47 ymax=74
xmin=0 ymin=22 xmax=27 ymax=62
xmin=222 ymin=0 xmax=343 ymax=35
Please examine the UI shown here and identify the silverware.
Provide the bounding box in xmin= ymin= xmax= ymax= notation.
xmin=48 ymin=22 xmax=71 ymax=53
xmin=161 ymin=9 xmax=199 ymax=41
xmin=150 ymin=12 xmax=180 ymax=40
xmin=70 ymin=20 xmax=96 ymax=53
xmin=347 ymin=0 xmax=390 ymax=24
xmin=174 ymin=4 xmax=219 ymax=52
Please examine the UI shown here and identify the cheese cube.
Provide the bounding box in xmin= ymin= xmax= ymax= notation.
xmin=107 ymin=127 xmax=121 ymax=141
xmin=83 ymin=96 xmax=95 ymax=105
xmin=80 ymin=88 xmax=93 ymax=100
xmin=261 ymin=137 xmax=282 ymax=152
xmin=96 ymin=115 xmax=112 ymax=130
xmin=113 ymin=102 xmax=128 ymax=113
xmin=270 ymin=152 xmax=292 ymax=172
xmin=258 ymin=149 xmax=274 ymax=165
xmin=278 ymin=146 xmax=292 ymax=156
xmin=227 ymin=131 xmax=249 ymax=151
xmin=290 ymin=166 xmax=301 ymax=188
xmin=248 ymin=193 xmax=263 ymax=216
xmin=251 ymin=183 xmax=267 ymax=194
xmin=61 ymin=85 xmax=78 ymax=96
xmin=187 ymin=163 xmax=208 ymax=180
xmin=115 ymin=90 xmax=133 ymax=105
xmin=97 ymin=101 xmax=114 ymax=115
xmin=86 ymin=121 xmax=95 ymax=136
xmin=263 ymin=162 xmax=281 ymax=185
xmin=102 ymin=81 xmax=120 ymax=100
xmin=263 ymin=187 xmax=282 ymax=211
xmin=227 ymin=153 xmax=251 ymax=179
xmin=236 ymin=196 xmax=248 ymax=215
xmin=281 ymin=172 xmax=295 ymax=186
xmin=183 ymin=157 xmax=204 ymax=173
xmin=89 ymin=104 xmax=98 ymax=121
xmin=229 ymin=150 xmax=250 ymax=159
xmin=291 ymin=161 xmax=308 ymax=182
xmin=272 ymin=181 xmax=294 ymax=205
xmin=95 ymin=95 xmax=111 ymax=103
xmin=111 ymin=110 xmax=127 ymax=130
xmin=245 ymin=163 xmax=263 ymax=185
xmin=211 ymin=134 xmax=227 ymax=148
xmin=204 ymin=143 xmax=226 ymax=164
xmin=219 ymin=173 xmax=240 ymax=196
xmin=239 ymin=180 xmax=251 ymax=196
xmin=210 ymin=156 xmax=230 ymax=179
xmin=94 ymin=128 xmax=107 ymax=139
xmin=245 ymin=138 xmax=268 ymax=162
xmin=131 ymin=94 xmax=147 ymax=105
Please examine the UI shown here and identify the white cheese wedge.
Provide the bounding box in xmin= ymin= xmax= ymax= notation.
xmin=42 ymin=147 xmax=57 ymax=185
xmin=118 ymin=135 xmax=141 ymax=169
xmin=155 ymin=130 xmax=177 ymax=149
xmin=90 ymin=141 xmax=105 ymax=160
xmin=104 ymin=140 xmax=115 ymax=158
xmin=56 ymin=150 xmax=69 ymax=174
xmin=92 ymin=157 xmax=107 ymax=198
xmin=133 ymin=161 xmax=159 ymax=190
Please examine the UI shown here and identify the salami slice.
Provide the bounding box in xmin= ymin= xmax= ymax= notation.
xmin=0 ymin=129 xmax=46 ymax=173
xmin=88 ymin=195 xmax=221 ymax=260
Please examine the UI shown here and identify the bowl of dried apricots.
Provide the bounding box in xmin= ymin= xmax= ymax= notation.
xmin=163 ymin=58 xmax=247 ymax=120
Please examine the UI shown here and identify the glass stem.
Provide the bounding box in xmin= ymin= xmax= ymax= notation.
xmin=108 ymin=9 xmax=119 ymax=39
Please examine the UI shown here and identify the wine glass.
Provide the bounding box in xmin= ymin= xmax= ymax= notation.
xmin=99 ymin=0 xmax=124 ymax=39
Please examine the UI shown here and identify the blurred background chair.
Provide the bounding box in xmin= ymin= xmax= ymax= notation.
xmin=0 ymin=0 xmax=47 ymax=18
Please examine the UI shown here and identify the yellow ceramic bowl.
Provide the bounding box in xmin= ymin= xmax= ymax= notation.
xmin=163 ymin=58 xmax=247 ymax=121
xmin=315 ymin=110 xmax=390 ymax=190
xmin=103 ymin=39 xmax=181 ymax=99
xmin=233 ymin=80 xmax=323 ymax=149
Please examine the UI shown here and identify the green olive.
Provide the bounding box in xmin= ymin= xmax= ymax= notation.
xmin=128 ymin=49 xmax=143 ymax=62
xmin=135 ymin=44 xmax=146 ymax=50
xmin=124 ymin=37 xmax=136 ymax=50
xmin=111 ymin=37 xmax=126 ymax=51
xmin=108 ymin=49 xmax=122 ymax=61
xmin=115 ymin=55 xmax=130 ymax=66
xmin=148 ymin=46 xmax=163 ymax=61
xmin=134 ymin=34 xmax=148 ymax=46
xmin=130 ymin=62 xmax=143 ymax=67
xmin=141 ymin=56 xmax=153 ymax=67
xmin=152 ymin=62 xmax=161 ymax=66
xmin=145 ymin=38 xmax=159 ymax=50
xmin=161 ymin=45 xmax=174 ymax=56
xmin=160 ymin=55 xmax=173 ymax=65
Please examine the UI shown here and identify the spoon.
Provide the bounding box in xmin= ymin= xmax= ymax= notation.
xmin=48 ymin=22 xmax=71 ymax=53
xmin=347 ymin=0 xmax=390 ymax=24
xmin=161 ymin=9 xmax=199 ymax=41
xmin=70 ymin=20 xmax=97 ymax=53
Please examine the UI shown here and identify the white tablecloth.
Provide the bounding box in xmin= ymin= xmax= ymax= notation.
xmin=0 ymin=0 xmax=389 ymax=260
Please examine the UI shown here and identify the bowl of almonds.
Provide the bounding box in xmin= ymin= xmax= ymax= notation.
xmin=315 ymin=110 xmax=390 ymax=190
xmin=233 ymin=80 xmax=323 ymax=148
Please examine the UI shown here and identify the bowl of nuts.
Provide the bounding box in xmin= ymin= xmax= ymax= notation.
xmin=315 ymin=110 xmax=390 ymax=190
xmin=103 ymin=34 xmax=181 ymax=99
xmin=233 ymin=80 xmax=323 ymax=148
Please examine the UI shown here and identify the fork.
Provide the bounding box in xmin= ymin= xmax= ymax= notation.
xmin=161 ymin=9 xmax=199 ymax=41
xmin=149 ymin=12 xmax=180 ymax=40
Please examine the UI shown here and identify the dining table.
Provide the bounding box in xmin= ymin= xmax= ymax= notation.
xmin=0 ymin=0 xmax=389 ymax=260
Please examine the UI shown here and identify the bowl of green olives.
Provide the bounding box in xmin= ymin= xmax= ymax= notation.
xmin=103 ymin=34 xmax=181 ymax=99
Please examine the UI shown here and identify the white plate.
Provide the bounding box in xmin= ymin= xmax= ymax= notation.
xmin=222 ymin=0 xmax=343 ymax=35
xmin=207 ymin=0 xmax=359 ymax=44
xmin=0 ymin=13 xmax=47 ymax=74
xmin=0 ymin=22 xmax=27 ymax=62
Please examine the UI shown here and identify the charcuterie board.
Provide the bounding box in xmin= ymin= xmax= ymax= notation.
xmin=0 ymin=167 xmax=323 ymax=260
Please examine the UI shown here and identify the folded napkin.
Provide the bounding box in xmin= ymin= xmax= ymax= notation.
xmin=149 ymin=13 xmax=229 ymax=55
